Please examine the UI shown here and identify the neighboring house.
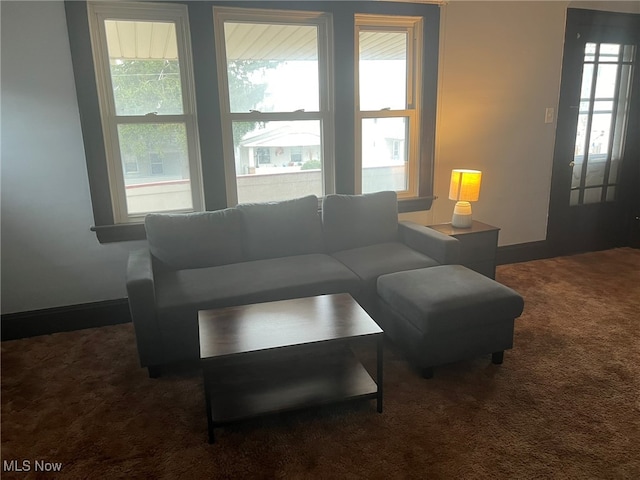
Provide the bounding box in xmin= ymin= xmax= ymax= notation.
xmin=361 ymin=117 xmax=406 ymax=166
xmin=122 ymin=151 xmax=188 ymax=185
xmin=235 ymin=122 xmax=321 ymax=175
xmin=235 ymin=120 xmax=406 ymax=175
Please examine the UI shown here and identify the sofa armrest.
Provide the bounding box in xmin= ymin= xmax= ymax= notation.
xmin=398 ymin=221 xmax=461 ymax=265
xmin=126 ymin=249 xmax=163 ymax=368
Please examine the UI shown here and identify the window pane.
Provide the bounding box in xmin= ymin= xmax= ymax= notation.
xmin=611 ymin=63 xmax=634 ymax=168
xmin=571 ymin=156 xmax=583 ymax=189
xmin=583 ymin=187 xmax=602 ymax=204
xmin=584 ymin=43 xmax=596 ymax=62
xmin=595 ymin=64 xmax=619 ymax=99
xmin=609 ymin=158 xmax=621 ymax=184
xmin=574 ymin=114 xmax=589 ymax=157
xmin=224 ymin=22 xmax=319 ymax=113
xmin=570 ymin=189 xmax=580 ymax=206
xmin=118 ymin=123 xmax=193 ymax=214
xmin=359 ymin=31 xmax=407 ymax=110
xmin=589 ymin=113 xmax=612 ymax=155
xmin=593 ymin=100 xmax=613 ymax=113
xmin=599 ymin=44 xmax=620 ymax=62
xmin=606 ymin=186 xmax=616 ymax=202
xmin=362 ymin=117 xmax=408 ymax=193
xmin=232 ymin=120 xmax=323 ymax=203
xmin=105 ymin=20 xmax=184 ymax=116
xmin=580 ymin=64 xmax=594 ymax=100
xmin=585 ymin=155 xmax=607 ymax=187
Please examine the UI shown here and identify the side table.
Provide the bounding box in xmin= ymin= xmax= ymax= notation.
xmin=427 ymin=221 xmax=499 ymax=279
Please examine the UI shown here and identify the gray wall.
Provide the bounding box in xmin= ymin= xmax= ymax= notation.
xmin=1 ymin=1 xmax=145 ymax=314
xmin=1 ymin=1 xmax=639 ymax=315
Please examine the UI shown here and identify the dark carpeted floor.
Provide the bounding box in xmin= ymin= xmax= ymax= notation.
xmin=2 ymin=248 xmax=639 ymax=479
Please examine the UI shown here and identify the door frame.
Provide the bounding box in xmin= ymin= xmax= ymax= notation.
xmin=547 ymin=8 xmax=640 ymax=256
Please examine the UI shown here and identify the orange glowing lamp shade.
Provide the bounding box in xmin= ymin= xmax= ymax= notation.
xmin=448 ymin=169 xmax=482 ymax=202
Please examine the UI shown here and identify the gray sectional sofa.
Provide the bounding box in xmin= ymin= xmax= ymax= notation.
xmin=126 ymin=191 xmax=461 ymax=377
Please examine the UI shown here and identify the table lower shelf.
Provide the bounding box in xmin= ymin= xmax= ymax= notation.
xmin=203 ymin=345 xmax=379 ymax=427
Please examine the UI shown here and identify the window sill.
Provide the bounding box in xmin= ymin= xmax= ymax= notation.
xmin=398 ymin=196 xmax=434 ymax=213
xmin=91 ymin=196 xmax=434 ymax=243
xmin=91 ymin=223 xmax=146 ymax=243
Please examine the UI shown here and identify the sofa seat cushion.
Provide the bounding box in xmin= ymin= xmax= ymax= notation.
xmin=377 ymin=265 xmax=525 ymax=334
xmin=331 ymin=242 xmax=440 ymax=295
xmin=154 ymin=253 xmax=361 ymax=323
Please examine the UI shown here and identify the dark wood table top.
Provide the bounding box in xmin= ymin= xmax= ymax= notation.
xmin=198 ymin=293 xmax=382 ymax=360
xmin=428 ymin=220 xmax=499 ymax=236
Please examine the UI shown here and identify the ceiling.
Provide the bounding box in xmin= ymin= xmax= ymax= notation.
xmin=105 ymin=20 xmax=179 ymax=60
xmin=105 ymin=20 xmax=407 ymax=62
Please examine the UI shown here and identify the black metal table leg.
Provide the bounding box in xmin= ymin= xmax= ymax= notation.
xmin=376 ymin=335 xmax=383 ymax=413
xmin=202 ymin=366 xmax=215 ymax=444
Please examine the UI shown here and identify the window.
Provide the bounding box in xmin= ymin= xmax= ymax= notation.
xmin=213 ymin=7 xmax=334 ymax=204
xmin=68 ymin=1 xmax=439 ymax=241
xmin=149 ymin=153 xmax=164 ymax=175
xmin=123 ymin=156 xmax=139 ymax=174
xmin=392 ymin=140 xmax=401 ymax=161
xmin=254 ymin=148 xmax=271 ymax=165
xmin=290 ymin=147 xmax=303 ymax=164
xmin=87 ymin=2 xmax=203 ymax=222
xmin=355 ymin=15 xmax=423 ymax=198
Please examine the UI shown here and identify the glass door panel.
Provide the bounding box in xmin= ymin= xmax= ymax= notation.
xmin=570 ymin=42 xmax=636 ymax=206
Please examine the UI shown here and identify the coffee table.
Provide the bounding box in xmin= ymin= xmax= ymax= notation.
xmin=198 ymin=293 xmax=383 ymax=443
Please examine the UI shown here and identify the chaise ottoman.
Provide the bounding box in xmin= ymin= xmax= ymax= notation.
xmin=377 ymin=265 xmax=524 ymax=378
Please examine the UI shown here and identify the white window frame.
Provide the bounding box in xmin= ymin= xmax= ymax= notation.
xmin=354 ymin=15 xmax=423 ymax=199
xmin=87 ymin=2 xmax=204 ymax=223
xmin=213 ymin=7 xmax=335 ymax=206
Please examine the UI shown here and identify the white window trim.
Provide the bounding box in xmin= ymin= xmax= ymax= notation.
xmin=212 ymin=6 xmax=335 ymax=206
xmin=354 ymin=14 xmax=423 ymax=199
xmin=87 ymin=1 xmax=204 ymax=223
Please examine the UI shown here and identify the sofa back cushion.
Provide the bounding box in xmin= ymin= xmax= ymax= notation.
xmin=145 ymin=209 xmax=244 ymax=270
xmin=322 ymin=191 xmax=399 ymax=252
xmin=237 ymin=195 xmax=324 ymax=260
